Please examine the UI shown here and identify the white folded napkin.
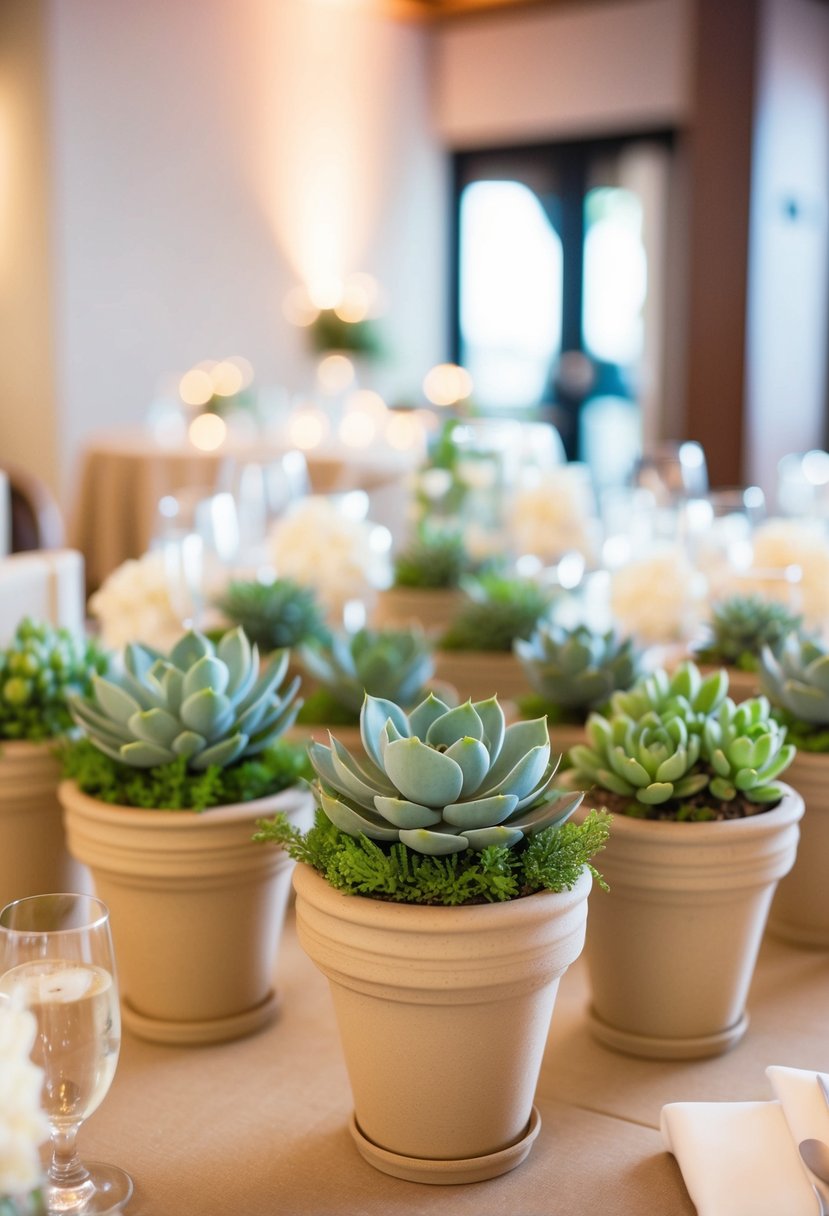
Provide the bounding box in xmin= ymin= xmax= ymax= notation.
xmin=661 ymin=1066 xmax=829 ymax=1216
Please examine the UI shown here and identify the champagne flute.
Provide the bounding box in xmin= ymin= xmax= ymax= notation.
xmin=0 ymin=894 xmax=132 ymax=1215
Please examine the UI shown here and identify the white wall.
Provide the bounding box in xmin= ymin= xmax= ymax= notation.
xmin=434 ymin=0 xmax=692 ymax=147
xmin=745 ymin=0 xmax=829 ymax=501
xmin=45 ymin=0 xmax=447 ymax=504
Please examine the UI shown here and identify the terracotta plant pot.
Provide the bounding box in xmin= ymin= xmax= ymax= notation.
xmin=59 ymin=780 xmax=314 ymax=1045
xmin=767 ymin=754 xmax=829 ymax=947
xmin=433 ymin=650 xmax=528 ymax=703
xmin=575 ymin=786 xmax=803 ymax=1060
xmin=372 ymin=586 xmax=464 ymax=635
xmin=0 ymin=741 xmax=88 ymax=907
xmin=293 ymin=862 xmax=592 ymax=1184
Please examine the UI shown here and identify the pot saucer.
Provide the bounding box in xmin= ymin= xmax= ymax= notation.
xmin=588 ymin=1005 xmax=749 ymax=1060
xmin=348 ymin=1105 xmax=541 ymax=1185
xmin=122 ymin=988 xmax=281 ymax=1046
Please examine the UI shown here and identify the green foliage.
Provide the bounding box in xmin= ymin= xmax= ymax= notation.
xmin=392 ymin=529 xmax=471 ymax=590
xmin=568 ymin=660 xmax=796 ymax=818
xmin=694 ymin=594 xmax=803 ymax=670
xmin=62 ymin=737 xmax=312 ymax=812
xmin=298 ymin=627 xmax=434 ymax=715
xmin=308 ymin=309 xmax=384 ymax=358
xmin=439 ymin=574 xmax=553 ymax=652
xmin=769 ymin=706 xmax=829 ymax=753
xmin=515 ymin=623 xmax=641 ymax=715
xmin=0 ymin=618 xmax=109 ymax=742
xmin=297 ymin=688 xmax=362 ymax=727
xmin=213 ymin=578 xmax=329 ymax=652
xmin=69 ymin=627 xmax=301 ymax=771
xmin=255 ymin=806 xmax=610 ymax=905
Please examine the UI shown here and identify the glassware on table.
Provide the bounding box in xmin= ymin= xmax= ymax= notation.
xmin=153 ymin=488 xmax=241 ymax=629
xmin=632 ymin=440 xmax=708 ymax=504
xmin=217 ymin=450 xmax=310 ymax=564
xmin=0 ymin=893 xmax=131 ymax=1215
xmin=682 ymin=486 xmax=766 ymax=597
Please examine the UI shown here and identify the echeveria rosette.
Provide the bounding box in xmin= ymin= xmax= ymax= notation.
xmin=515 ymin=623 xmax=641 ymax=712
xmin=569 ymin=711 xmax=708 ymax=807
xmin=69 ymin=627 xmax=302 ymax=771
xmin=759 ymin=635 xmax=829 ymax=725
xmin=694 ymin=594 xmax=803 ymax=672
xmin=702 ymin=696 xmax=795 ymax=802
xmin=308 ymin=692 xmax=582 ymax=856
xmin=298 ymin=628 xmax=434 ymax=715
xmin=610 ymin=661 xmax=728 ymax=732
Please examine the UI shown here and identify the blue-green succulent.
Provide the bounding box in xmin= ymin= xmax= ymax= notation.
xmin=70 ymin=627 xmax=302 ymax=770
xmin=308 ymin=692 xmax=582 ymax=855
xmin=759 ymin=636 xmax=829 ymax=725
xmin=298 ymin=628 xmax=434 ymax=715
xmin=515 ymin=623 xmax=641 ymax=712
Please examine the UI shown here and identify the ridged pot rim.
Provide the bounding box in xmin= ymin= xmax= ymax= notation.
xmin=293 ymin=859 xmax=593 ymax=929
xmin=58 ymin=778 xmax=308 ymax=827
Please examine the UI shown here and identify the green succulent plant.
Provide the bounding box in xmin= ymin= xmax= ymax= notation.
xmin=515 ymin=623 xmax=641 ymax=720
xmin=297 ymin=628 xmax=435 ymax=718
xmin=759 ymin=635 xmax=829 ymax=724
xmin=213 ymin=578 xmax=329 ymax=652
xmin=568 ymin=661 xmax=795 ymax=818
xmin=694 ymin=594 xmax=802 ymax=671
xmin=392 ymin=529 xmax=471 ymax=590
xmin=610 ymin=661 xmax=729 ymax=732
xmin=307 ymin=692 xmax=582 ymax=856
xmin=69 ymin=627 xmax=302 ymax=771
xmin=439 ymin=574 xmax=553 ymax=653
xmin=0 ymin=618 xmax=109 ymax=742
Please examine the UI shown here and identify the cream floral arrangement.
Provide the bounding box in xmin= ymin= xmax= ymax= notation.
xmin=0 ymin=998 xmax=48 ymax=1213
xmin=609 ymin=544 xmax=705 ymax=645
xmin=267 ymin=497 xmax=391 ymax=623
xmin=88 ymin=551 xmax=184 ymax=651
xmin=750 ymin=517 xmax=829 ymax=631
xmin=508 ymin=468 xmax=599 ymax=565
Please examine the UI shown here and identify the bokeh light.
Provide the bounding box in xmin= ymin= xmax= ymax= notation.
xmin=422 ymin=363 xmax=474 ymax=407
xmin=188 ymin=413 xmax=227 ymax=451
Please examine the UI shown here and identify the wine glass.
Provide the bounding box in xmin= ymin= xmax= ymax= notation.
xmin=0 ymin=893 xmax=132 ymax=1215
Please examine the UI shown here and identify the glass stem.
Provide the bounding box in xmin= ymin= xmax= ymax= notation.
xmin=49 ymin=1125 xmax=91 ymax=1189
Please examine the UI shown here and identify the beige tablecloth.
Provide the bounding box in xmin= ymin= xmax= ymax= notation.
xmin=78 ymin=912 xmax=829 ymax=1216
xmin=70 ymin=430 xmax=414 ymax=591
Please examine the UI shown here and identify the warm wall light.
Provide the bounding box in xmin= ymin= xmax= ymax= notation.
xmin=180 ymin=369 xmax=214 ymax=407
xmin=317 ymin=353 xmax=355 ymax=393
xmin=422 ymin=363 xmax=474 ymax=407
xmin=188 ymin=413 xmax=227 ymax=451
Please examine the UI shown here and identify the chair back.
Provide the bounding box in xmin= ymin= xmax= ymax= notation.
xmin=0 ymin=461 xmax=65 ymax=552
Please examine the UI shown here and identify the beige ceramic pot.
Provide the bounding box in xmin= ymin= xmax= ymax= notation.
xmin=0 ymin=741 xmax=89 ymax=907
xmin=372 ymin=587 xmax=464 ymax=635
xmin=293 ymin=862 xmax=592 ymax=1185
xmin=767 ymin=753 xmax=829 ymax=947
xmin=575 ymin=785 xmax=803 ymax=1060
xmin=433 ymin=651 xmax=528 ymax=703
xmin=59 ymin=780 xmax=314 ymax=1046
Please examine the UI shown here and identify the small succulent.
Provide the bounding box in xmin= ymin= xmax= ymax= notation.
xmin=213 ymin=578 xmax=329 ymax=652
xmin=569 ymin=661 xmax=795 ymax=816
xmin=694 ymin=594 xmax=802 ymax=671
xmin=308 ymin=692 xmax=582 ymax=855
xmin=392 ymin=529 xmax=471 ymax=590
xmin=439 ymin=574 xmax=553 ymax=653
xmin=759 ymin=635 xmax=829 ymax=726
xmin=515 ymin=623 xmax=641 ymax=716
xmin=298 ymin=628 xmax=435 ymax=716
xmin=0 ymin=618 xmax=109 ymax=742
xmin=610 ymin=662 xmax=729 ymax=732
xmin=70 ymin=627 xmax=302 ymax=770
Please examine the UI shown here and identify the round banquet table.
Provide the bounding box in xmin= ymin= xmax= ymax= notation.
xmin=69 ymin=429 xmax=415 ymax=591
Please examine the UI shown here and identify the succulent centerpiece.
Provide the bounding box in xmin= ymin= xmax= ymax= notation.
xmin=57 ymin=626 xmax=313 ymax=1045
xmin=434 ymin=572 xmax=555 ymax=702
xmin=0 ymin=618 xmax=109 ymax=907
xmin=757 ymin=635 xmax=829 ymax=945
xmin=563 ymin=659 xmax=803 ymax=1059
xmin=213 ymin=577 xmax=330 ymax=654
xmin=294 ymin=627 xmax=436 ymax=733
xmin=258 ymin=691 xmax=608 ymax=1182
xmin=372 ymin=528 xmax=473 ymax=634
xmin=515 ymin=623 xmax=642 ymax=752
xmin=692 ymin=593 xmax=803 ymax=700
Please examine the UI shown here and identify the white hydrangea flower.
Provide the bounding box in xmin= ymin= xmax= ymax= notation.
xmin=0 ymin=998 xmax=48 ymax=1201
xmin=750 ymin=518 xmax=829 ymax=629
xmin=508 ymin=469 xmax=599 ymax=564
xmin=610 ymin=544 xmax=705 ymax=644
xmin=268 ymin=498 xmax=391 ymax=622
xmin=87 ymin=551 xmax=186 ymax=651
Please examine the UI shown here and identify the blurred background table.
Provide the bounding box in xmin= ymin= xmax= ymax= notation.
xmin=70 ymin=429 xmax=417 ymax=591
xmin=82 ymin=904 xmax=829 ymax=1216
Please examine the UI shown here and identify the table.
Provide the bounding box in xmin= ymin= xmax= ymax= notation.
xmin=81 ymin=908 xmax=829 ymax=1216
xmin=70 ymin=430 xmax=416 ymax=591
